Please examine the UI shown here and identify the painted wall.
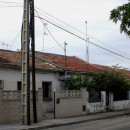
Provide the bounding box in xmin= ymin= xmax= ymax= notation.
xmin=0 ymin=67 xmax=63 ymax=112
xmin=109 ymin=92 xmax=130 ymax=110
xmin=86 ymin=91 xmax=106 ymax=113
xmin=0 ymin=67 xmax=61 ymax=91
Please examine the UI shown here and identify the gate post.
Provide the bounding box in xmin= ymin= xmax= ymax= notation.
xmin=109 ymin=92 xmax=113 ymax=110
xmin=101 ymin=91 xmax=106 ymax=110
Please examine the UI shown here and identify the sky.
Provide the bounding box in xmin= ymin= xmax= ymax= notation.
xmin=0 ymin=0 xmax=130 ymax=70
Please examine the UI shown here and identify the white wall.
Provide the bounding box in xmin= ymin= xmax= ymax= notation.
xmin=0 ymin=67 xmax=61 ymax=91
xmin=0 ymin=67 xmax=63 ymax=113
xmin=109 ymin=92 xmax=130 ymax=110
xmin=86 ymin=91 xmax=106 ymax=113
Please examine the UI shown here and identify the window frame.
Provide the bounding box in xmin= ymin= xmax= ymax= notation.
xmin=42 ymin=81 xmax=52 ymax=101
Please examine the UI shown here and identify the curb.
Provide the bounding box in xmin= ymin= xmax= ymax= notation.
xmin=27 ymin=111 xmax=130 ymax=130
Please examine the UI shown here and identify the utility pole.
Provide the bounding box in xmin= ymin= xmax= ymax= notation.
xmin=22 ymin=0 xmax=30 ymax=125
xmin=64 ymin=41 xmax=67 ymax=87
xmin=85 ymin=21 xmax=89 ymax=63
xmin=43 ymin=23 xmax=47 ymax=52
xmin=30 ymin=0 xmax=37 ymax=123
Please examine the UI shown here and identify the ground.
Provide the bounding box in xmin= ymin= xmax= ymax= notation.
xmin=43 ymin=115 xmax=130 ymax=130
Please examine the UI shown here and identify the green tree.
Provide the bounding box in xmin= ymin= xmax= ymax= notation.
xmin=93 ymin=69 xmax=130 ymax=100
xmin=110 ymin=2 xmax=130 ymax=37
xmin=66 ymin=70 xmax=130 ymax=100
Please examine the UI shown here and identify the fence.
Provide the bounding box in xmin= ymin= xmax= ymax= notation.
xmin=54 ymin=88 xmax=87 ymax=118
xmin=109 ymin=92 xmax=130 ymax=110
xmin=86 ymin=91 xmax=106 ymax=113
xmin=0 ymin=88 xmax=43 ymax=124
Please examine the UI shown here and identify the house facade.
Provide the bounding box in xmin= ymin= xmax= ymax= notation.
xmin=0 ymin=49 xmax=104 ymax=113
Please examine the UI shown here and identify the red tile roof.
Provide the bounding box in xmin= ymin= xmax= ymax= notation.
xmin=0 ymin=49 xmax=102 ymax=73
xmin=1 ymin=49 xmax=129 ymax=76
xmin=0 ymin=49 xmax=61 ymax=71
xmin=35 ymin=51 xmax=102 ymax=73
xmin=94 ymin=64 xmax=130 ymax=77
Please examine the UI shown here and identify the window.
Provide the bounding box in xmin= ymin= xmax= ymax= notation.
xmin=0 ymin=80 xmax=4 ymax=88
xmin=42 ymin=82 xmax=52 ymax=100
xmin=17 ymin=81 xmax=21 ymax=91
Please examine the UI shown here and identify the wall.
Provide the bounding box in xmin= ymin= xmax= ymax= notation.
xmin=0 ymin=67 xmax=62 ymax=113
xmin=109 ymin=92 xmax=130 ymax=110
xmin=0 ymin=67 xmax=61 ymax=91
xmin=55 ymin=88 xmax=87 ymax=118
xmin=86 ymin=91 xmax=106 ymax=113
xmin=0 ymin=88 xmax=43 ymax=124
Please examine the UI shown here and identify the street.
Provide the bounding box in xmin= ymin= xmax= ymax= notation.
xmin=42 ymin=115 xmax=130 ymax=130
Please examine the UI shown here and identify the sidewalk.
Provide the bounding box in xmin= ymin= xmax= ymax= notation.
xmin=0 ymin=109 xmax=130 ymax=130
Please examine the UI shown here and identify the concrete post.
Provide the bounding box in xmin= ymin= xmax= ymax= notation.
xmin=81 ymin=88 xmax=87 ymax=105
xmin=109 ymin=92 xmax=113 ymax=110
xmin=86 ymin=91 xmax=89 ymax=113
xmin=86 ymin=91 xmax=89 ymax=103
xmin=37 ymin=88 xmax=43 ymax=120
xmin=101 ymin=91 xmax=106 ymax=109
xmin=127 ymin=91 xmax=130 ymax=100
xmin=0 ymin=88 xmax=2 ymax=102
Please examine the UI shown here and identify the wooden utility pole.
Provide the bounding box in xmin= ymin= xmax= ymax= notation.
xmin=22 ymin=0 xmax=30 ymax=125
xmin=30 ymin=0 xmax=37 ymax=123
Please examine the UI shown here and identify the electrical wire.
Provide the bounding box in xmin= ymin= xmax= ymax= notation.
xmin=0 ymin=1 xmax=22 ymax=5
xmin=9 ymin=29 xmax=21 ymax=50
xmin=0 ymin=2 xmax=129 ymax=57
xmin=35 ymin=15 xmax=130 ymax=61
xmin=35 ymin=10 xmax=64 ymax=50
xmin=0 ymin=1 xmax=130 ymax=64
xmin=0 ymin=5 xmax=22 ymax=8
xmin=35 ymin=7 xmax=130 ymax=57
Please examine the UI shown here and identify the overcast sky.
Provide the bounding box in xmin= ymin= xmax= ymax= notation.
xmin=0 ymin=0 xmax=130 ymax=69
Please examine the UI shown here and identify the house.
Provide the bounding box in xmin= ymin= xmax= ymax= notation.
xmin=0 ymin=49 xmax=104 ymax=112
xmin=1 ymin=49 xmax=129 ymax=113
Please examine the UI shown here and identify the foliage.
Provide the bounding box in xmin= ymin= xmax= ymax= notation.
xmin=110 ymin=3 xmax=130 ymax=37
xmin=66 ymin=70 xmax=130 ymax=100
xmin=66 ymin=75 xmax=95 ymax=91
xmin=93 ymin=70 xmax=130 ymax=100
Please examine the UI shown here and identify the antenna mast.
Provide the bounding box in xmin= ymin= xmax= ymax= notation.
xmin=85 ymin=21 xmax=89 ymax=63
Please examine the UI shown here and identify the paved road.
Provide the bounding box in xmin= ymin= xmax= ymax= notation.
xmin=42 ymin=115 xmax=130 ymax=130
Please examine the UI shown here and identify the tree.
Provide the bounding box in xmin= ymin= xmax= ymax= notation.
xmin=92 ymin=69 xmax=130 ymax=100
xmin=110 ymin=2 xmax=130 ymax=37
xmin=66 ymin=70 xmax=130 ymax=100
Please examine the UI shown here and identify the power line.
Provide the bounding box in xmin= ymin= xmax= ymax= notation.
xmin=9 ymin=29 xmax=21 ymax=50
xmin=0 ymin=1 xmax=129 ymax=56
xmin=35 ymin=7 xmax=130 ymax=57
xmin=1 ymin=2 xmax=129 ymax=57
xmin=35 ymin=15 xmax=130 ymax=61
xmin=0 ymin=1 xmax=22 ymax=4
xmin=35 ymin=10 xmax=64 ymax=50
xmin=0 ymin=2 xmax=129 ymax=62
xmin=0 ymin=5 xmax=22 ymax=8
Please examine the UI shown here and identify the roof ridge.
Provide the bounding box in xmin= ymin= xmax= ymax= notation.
xmin=36 ymin=51 xmax=73 ymax=58
xmin=0 ymin=49 xmax=21 ymax=53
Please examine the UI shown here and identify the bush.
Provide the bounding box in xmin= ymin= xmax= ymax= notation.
xmin=66 ymin=70 xmax=130 ymax=100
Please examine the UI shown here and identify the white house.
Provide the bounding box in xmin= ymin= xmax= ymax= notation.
xmin=0 ymin=49 xmax=103 ymax=112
